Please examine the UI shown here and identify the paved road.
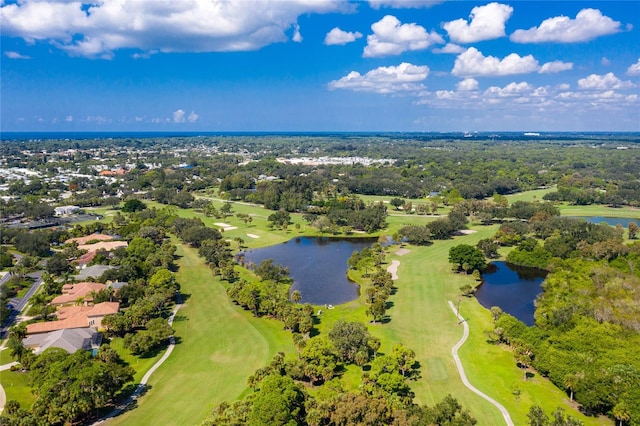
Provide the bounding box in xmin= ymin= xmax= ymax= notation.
xmin=448 ymin=300 xmax=514 ymax=426
xmin=1 ymin=271 xmax=44 ymax=339
xmin=91 ymin=292 xmax=183 ymax=425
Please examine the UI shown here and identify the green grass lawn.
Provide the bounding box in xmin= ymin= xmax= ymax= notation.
xmin=0 ymin=347 xmax=17 ymax=365
xmin=103 ymin=191 xmax=614 ymax=425
xmin=557 ymin=203 xmax=640 ymax=219
xmin=1 ymin=370 xmax=34 ymax=409
xmin=505 ymin=187 xmax=555 ymax=202
xmin=108 ymin=337 xmax=164 ymax=384
xmin=370 ymin=226 xmax=609 ymax=425
xmin=108 ymin=240 xmax=294 ymax=426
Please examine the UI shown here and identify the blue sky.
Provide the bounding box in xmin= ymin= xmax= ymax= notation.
xmin=1 ymin=0 xmax=639 ymax=132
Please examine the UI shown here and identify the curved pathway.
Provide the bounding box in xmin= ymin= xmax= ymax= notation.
xmin=447 ymin=300 xmax=514 ymax=426
xmin=92 ymin=293 xmax=183 ymax=425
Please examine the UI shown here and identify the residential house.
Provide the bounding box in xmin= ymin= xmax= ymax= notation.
xmin=50 ymin=282 xmax=106 ymax=306
xmin=22 ymin=327 xmax=100 ymax=355
xmin=25 ymin=301 xmax=120 ymax=335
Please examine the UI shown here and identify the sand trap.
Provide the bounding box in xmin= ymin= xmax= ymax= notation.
xmin=396 ymin=248 xmax=411 ymax=256
xmin=459 ymin=229 xmax=477 ymax=235
xmin=214 ymin=222 xmax=237 ymax=231
xmin=387 ymin=260 xmax=400 ymax=280
xmin=247 ymin=233 xmax=260 ymax=239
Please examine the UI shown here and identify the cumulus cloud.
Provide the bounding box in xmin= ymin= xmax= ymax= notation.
xmin=538 ymin=60 xmax=573 ymax=74
xmin=4 ymin=51 xmax=30 ymax=59
xmin=368 ymin=0 xmax=444 ymax=9
xmin=456 ymin=78 xmax=479 ymax=91
xmin=443 ymin=2 xmax=513 ymax=43
xmin=187 ymin=111 xmax=199 ymax=123
xmin=452 ymin=47 xmax=539 ymax=77
xmin=433 ymin=43 xmax=464 ymax=54
xmin=328 ymin=62 xmax=429 ymax=94
xmin=601 ymin=57 xmax=611 ymax=66
xmin=65 ymin=115 xmax=73 ymax=122
xmin=0 ymin=0 xmax=344 ymax=58
xmin=510 ymin=8 xmax=621 ymax=43
xmin=363 ymin=15 xmax=443 ymax=57
xmin=324 ymin=27 xmax=362 ymax=46
xmin=627 ymin=58 xmax=640 ymax=76
xmin=484 ymin=82 xmax=534 ymax=97
xmin=577 ymin=72 xmax=636 ymax=90
xmin=173 ymin=109 xmax=186 ymax=123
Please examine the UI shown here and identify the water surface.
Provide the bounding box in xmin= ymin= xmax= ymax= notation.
xmin=568 ymin=216 xmax=640 ymax=228
xmin=242 ymin=237 xmax=374 ymax=305
xmin=475 ymin=261 xmax=547 ymax=326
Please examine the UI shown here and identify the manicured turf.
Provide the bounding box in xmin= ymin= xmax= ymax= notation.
xmin=108 ymin=240 xmax=294 ymax=425
xmin=2 ymin=370 xmax=34 ymax=409
xmin=557 ymin=203 xmax=640 ymax=219
xmin=371 ymin=226 xmax=609 ymax=425
xmin=505 ymin=187 xmax=555 ymax=202
xmin=98 ymin=193 xmax=615 ymax=424
xmin=108 ymin=337 xmax=163 ymax=384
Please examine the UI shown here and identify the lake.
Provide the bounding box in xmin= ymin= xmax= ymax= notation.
xmin=242 ymin=237 xmax=374 ymax=305
xmin=475 ymin=261 xmax=547 ymax=326
xmin=569 ymin=216 xmax=640 ymax=228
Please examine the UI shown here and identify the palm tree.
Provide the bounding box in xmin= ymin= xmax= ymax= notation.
xmin=291 ymin=290 xmax=302 ymax=304
xmin=612 ymin=401 xmax=631 ymax=426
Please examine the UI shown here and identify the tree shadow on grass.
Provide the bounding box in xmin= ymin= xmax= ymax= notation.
xmin=172 ymin=314 xmax=188 ymax=323
xmin=177 ymin=292 xmax=191 ymax=303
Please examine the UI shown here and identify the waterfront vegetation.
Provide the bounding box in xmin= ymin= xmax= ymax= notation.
xmin=1 ymin=134 xmax=639 ymax=425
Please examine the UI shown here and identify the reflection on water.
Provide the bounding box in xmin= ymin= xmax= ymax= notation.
xmin=243 ymin=237 xmax=374 ymax=305
xmin=476 ymin=261 xmax=547 ymax=326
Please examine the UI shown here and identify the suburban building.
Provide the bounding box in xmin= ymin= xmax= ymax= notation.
xmin=25 ymin=301 xmax=120 ymax=335
xmin=22 ymin=327 xmax=101 ymax=355
xmin=50 ymin=282 xmax=107 ymax=306
xmin=54 ymin=205 xmax=80 ymax=216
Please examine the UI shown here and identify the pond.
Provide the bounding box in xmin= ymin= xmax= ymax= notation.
xmin=568 ymin=216 xmax=640 ymax=228
xmin=242 ymin=237 xmax=374 ymax=306
xmin=475 ymin=261 xmax=547 ymax=326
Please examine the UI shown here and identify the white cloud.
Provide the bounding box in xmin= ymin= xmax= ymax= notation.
xmin=84 ymin=115 xmax=109 ymax=124
xmin=328 ymin=62 xmax=429 ymax=94
xmin=173 ymin=109 xmax=186 ymax=123
xmin=443 ymin=2 xmax=513 ymax=43
xmin=65 ymin=115 xmax=73 ymax=122
xmin=627 ymin=58 xmax=640 ymax=76
xmin=363 ymin=15 xmax=443 ymax=58
xmin=538 ymin=60 xmax=573 ymax=74
xmin=0 ymin=0 xmax=344 ymax=58
xmin=601 ymin=57 xmax=611 ymax=67
xmin=578 ymin=72 xmax=636 ymax=90
xmin=433 ymin=43 xmax=464 ymax=54
xmin=324 ymin=27 xmax=362 ymax=46
xmin=510 ymin=8 xmax=621 ymax=43
xmin=292 ymin=23 xmax=303 ymax=43
xmin=452 ymin=47 xmax=539 ymax=77
xmin=484 ymin=82 xmax=534 ymax=97
xmin=456 ymin=78 xmax=479 ymax=91
xmin=188 ymin=111 xmax=199 ymax=123
xmin=4 ymin=51 xmax=30 ymax=59
xmin=368 ymin=1 xmax=444 ymax=9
